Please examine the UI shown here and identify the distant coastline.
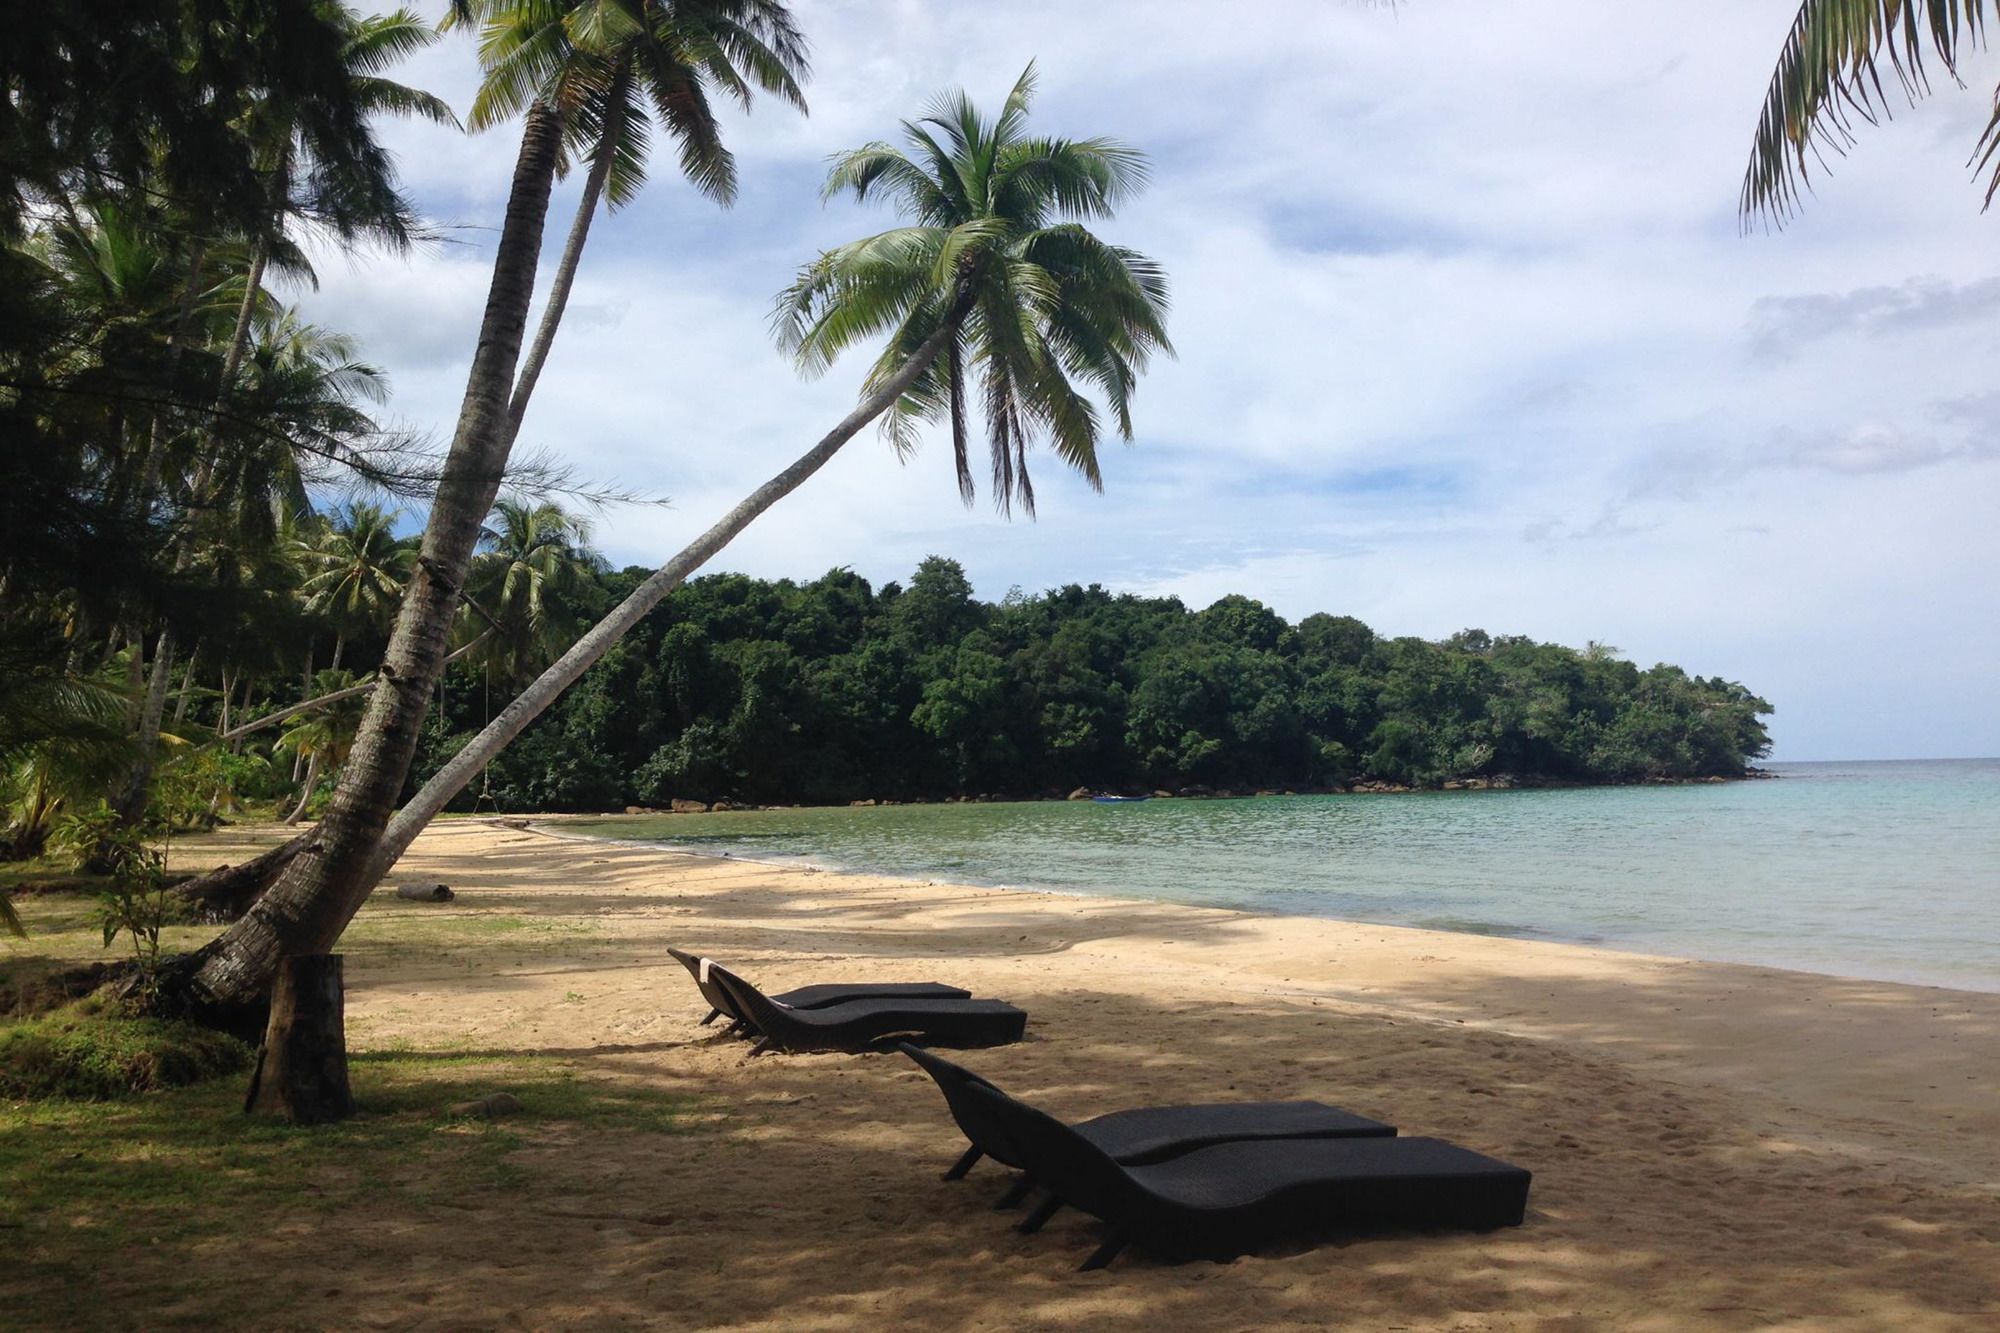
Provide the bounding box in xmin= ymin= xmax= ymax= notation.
xmin=605 ymin=766 xmax=1782 ymax=816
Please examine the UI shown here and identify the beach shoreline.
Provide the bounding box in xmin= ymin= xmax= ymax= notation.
xmin=531 ymin=802 xmax=2000 ymax=997
xmin=164 ymin=819 xmax=2000 ymax=1327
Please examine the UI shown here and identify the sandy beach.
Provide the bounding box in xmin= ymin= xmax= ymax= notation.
xmin=168 ymin=819 xmax=2000 ymax=1329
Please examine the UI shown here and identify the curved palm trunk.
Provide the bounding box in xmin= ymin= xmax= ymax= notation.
xmin=284 ymin=753 xmax=322 ymax=824
xmin=214 ymin=154 xmax=290 ymax=418
xmin=172 ymin=104 xmax=566 ymax=1012
xmin=369 ymin=318 xmax=964 ymax=878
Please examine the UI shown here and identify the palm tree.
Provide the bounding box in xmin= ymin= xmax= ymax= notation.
xmin=459 ymin=497 xmax=601 ymax=686
xmin=0 ymin=633 xmax=132 ymax=917
xmin=113 ymin=311 xmax=394 ymax=828
xmin=455 ymin=0 xmax=809 ymax=439
xmin=211 ymin=7 xmax=458 ymax=402
xmin=110 ymin=9 xmax=451 ymax=837
xmin=296 ymin=501 xmax=414 ymax=670
xmin=372 ymin=63 xmax=1171 ymax=877
xmin=167 ymin=0 xmax=814 ymax=1016
xmin=1743 ymin=2 xmax=2000 ymax=222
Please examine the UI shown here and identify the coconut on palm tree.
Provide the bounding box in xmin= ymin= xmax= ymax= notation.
xmin=1743 ymin=1 xmax=2000 ymax=222
xmin=372 ymin=63 xmax=1172 ymax=876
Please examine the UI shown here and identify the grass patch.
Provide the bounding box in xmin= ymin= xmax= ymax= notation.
xmin=0 ymin=1004 xmax=252 ymax=1100
xmin=0 ymin=1048 xmax=698 ymax=1329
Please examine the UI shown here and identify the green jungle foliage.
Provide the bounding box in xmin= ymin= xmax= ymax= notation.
xmin=406 ymin=555 xmax=1773 ymax=809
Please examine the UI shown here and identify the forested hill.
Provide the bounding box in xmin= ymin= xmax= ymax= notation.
xmin=408 ymin=556 xmax=1773 ymax=812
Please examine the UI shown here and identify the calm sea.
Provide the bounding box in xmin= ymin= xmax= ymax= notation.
xmin=566 ymin=759 xmax=2000 ymax=993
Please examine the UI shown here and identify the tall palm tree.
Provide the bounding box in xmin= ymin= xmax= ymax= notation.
xmin=112 ymin=9 xmax=453 ymax=837
xmin=297 ymin=501 xmax=414 ymax=670
xmin=372 ymin=63 xmax=1172 ymax=878
xmin=458 ymin=497 xmax=600 ymax=686
xmin=211 ymin=6 xmax=458 ymax=402
xmin=455 ymin=0 xmax=809 ymax=439
xmin=1743 ymin=1 xmax=2000 ymax=223
xmin=169 ymin=0 xmax=813 ymax=1016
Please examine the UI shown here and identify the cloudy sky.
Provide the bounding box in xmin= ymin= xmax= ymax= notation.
xmin=298 ymin=1 xmax=2000 ymax=762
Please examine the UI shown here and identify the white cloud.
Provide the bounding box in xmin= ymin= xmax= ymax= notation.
xmin=294 ymin=0 xmax=2000 ymax=761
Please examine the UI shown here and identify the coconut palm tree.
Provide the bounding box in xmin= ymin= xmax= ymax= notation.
xmin=458 ymin=497 xmax=601 ymax=686
xmin=166 ymin=1 xmax=814 ymax=1020
xmin=455 ymin=0 xmax=809 ymax=438
xmin=211 ymin=7 xmax=458 ymax=403
xmin=296 ymin=502 xmax=414 ymax=671
xmin=110 ymin=9 xmax=452 ymax=838
xmin=370 ymin=63 xmax=1171 ymax=877
xmin=1743 ymin=1 xmax=2000 ymax=223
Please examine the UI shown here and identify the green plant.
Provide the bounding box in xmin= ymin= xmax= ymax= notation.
xmin=53 ymin=805 xmax=179 ymax=983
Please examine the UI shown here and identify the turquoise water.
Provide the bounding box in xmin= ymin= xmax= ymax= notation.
xmin=566 ymin=760 xmax=2000 ymax=992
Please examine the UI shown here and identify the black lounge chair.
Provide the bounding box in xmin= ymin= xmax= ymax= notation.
xmin=667 ymin=947 xmax=970 ymax=1034
xmin=898 ymin=1043 xmax=1396 ymax=1223
xmin=957 ymin=1080 xmax=1529 ymax=1270
xmin=705 ymin=961 xmax=1027 ymax=1056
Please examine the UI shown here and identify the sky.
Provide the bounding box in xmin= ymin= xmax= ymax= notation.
xmin=295 ymin=0 xmax=2000 ymax=762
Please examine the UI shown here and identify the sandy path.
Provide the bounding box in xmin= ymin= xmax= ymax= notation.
xmin=185 ymin=820 xmax=2000 ymax=1329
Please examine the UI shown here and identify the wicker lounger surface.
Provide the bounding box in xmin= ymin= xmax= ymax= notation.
xmin=710 ymin=963 xmax=1027 ymax=1054
xmin=899 ymin=1043 xmax=1392 ymax=1186
xmin=667 ymin=947 xmax=969 ymax=1031
xmin=961 ymin=1081 xmax=1530 ymax=1268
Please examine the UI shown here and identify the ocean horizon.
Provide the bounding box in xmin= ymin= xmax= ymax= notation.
xmin=567 ymin=757 xmax=2000 ymax=994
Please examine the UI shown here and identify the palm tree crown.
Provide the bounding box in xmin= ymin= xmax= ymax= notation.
xmin=460 ymin=0 xmax=810 ymax=207
xmin=296 ymin=501 xmax=414 ymax=646
xmin=460 ymin=497 xmax=602 ymax=684
xmin=774 ymin=63 xmax=1173 ymax=515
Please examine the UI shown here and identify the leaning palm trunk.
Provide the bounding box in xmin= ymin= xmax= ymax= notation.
xmin=369 ymin=318 xmax=963 ymax=879
xmin=284 ymin=754 xmax=322 ymax=824
xmin=167 ymin=105 xmax=566 ymax=1015
xmin=217 ymin=633 xmax=490 ymax=745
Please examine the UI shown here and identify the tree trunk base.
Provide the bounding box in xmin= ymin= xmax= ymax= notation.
xmin=243 ymin=954 xmax=353 ymax=1124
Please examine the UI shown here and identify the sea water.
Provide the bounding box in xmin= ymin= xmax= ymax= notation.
xmin=566 ymin=759 xmax=2000 ymax=992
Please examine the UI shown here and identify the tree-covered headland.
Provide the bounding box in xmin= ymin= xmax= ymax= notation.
xmin=416 ymin=554 xmax=1774 ymax=811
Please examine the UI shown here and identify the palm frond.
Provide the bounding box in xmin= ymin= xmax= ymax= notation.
xmin=1743 ymin=0 xmax=1995 ymax=223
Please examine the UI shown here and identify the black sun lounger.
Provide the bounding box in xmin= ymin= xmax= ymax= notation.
xmin=705 ymin=961 xmax=1027 ymax=1056
xmin=667 ymin=947 xmax=970 ymax=1033
xmin=898 ymin=1042 xmax=1395 ymax=1221
xmin=958 ymin=1080 xmax=1529 ymax=1270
